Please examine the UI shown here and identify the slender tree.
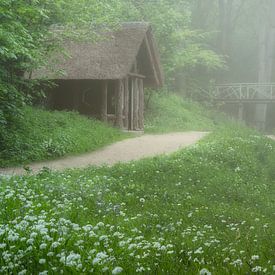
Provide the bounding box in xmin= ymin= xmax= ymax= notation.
xmin=255 ymin=0 xmax=275 ymax=130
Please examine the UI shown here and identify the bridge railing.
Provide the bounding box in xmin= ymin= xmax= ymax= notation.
xmin=214 ymin=83 xmax=275 ymax=102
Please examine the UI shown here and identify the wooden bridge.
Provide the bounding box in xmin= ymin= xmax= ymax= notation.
xmin=211 ymin=83 xmax=275 ymax=131
xmin=214 ymin=83 xmax=275 ymax=103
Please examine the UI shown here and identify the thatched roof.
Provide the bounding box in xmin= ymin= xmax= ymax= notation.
xmin=32 ymin=22 xmax=164 ymax=87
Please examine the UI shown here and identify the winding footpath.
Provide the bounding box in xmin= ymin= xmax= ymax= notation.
xmin=0 ymin=132 xmax=208 ymax=176
xmin=267 ymin=135 xmax=275 ymax=141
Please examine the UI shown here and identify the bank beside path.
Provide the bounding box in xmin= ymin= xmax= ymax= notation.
xmin=0 ymin=132 xmax=208 ymax=176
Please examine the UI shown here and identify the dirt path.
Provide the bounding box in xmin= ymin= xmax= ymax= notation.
xmin=267 ymin=135 xmax=275 ymax=140
xmin=0 ymin=132 xmax=208 ymax=176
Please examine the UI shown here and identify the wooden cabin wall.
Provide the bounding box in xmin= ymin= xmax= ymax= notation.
xmin=44 ymin=78 xmax=145 ymax=131
xmin=122 ymin=76 xmax=144 ymax=131
xmin=45 ymin=80 xmax=103 ymax=118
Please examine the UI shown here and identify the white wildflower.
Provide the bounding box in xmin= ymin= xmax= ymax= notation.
xmin=92 ymin=252 xmax=108 ymax=265
xmin=194 ymin=247 xmax=203 ymax=254
xmin=60 ymin=252 xmax=81 ymax=267
xmin=112 ymin=266 xmax=123 ymax=274
xmin=39 ymin=243 xmax=47 ymax=250
xmin=251 ymin=255 xmax=259 ymax=261
xmin=252 ymin=266 xmax=262 ymax=273
xmin=39 ymin=259 xmax=46 ymax=264
xmin=136 ymin=266 xmax=146 ymax=272
xmin=51 ymin=242 xmax=60 ymax=248
xmin=200 ymin=268 xmax=212 ymax=275
xmin=97 ymin=222 xmax=104 ymax=227
xmin=231 ymin=259 xmax=243 ymax=267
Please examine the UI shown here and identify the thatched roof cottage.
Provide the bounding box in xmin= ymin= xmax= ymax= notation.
xmin=33 ymin=22 xmax=164 ymax=130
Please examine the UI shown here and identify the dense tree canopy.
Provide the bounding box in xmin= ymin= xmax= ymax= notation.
xmin=0 ymin=0 xmax=224 ymax=136
xmin=1 ymin=0 xmax=274 ymax=136
xmin=0 ymin=0 xmax=125 ymax=136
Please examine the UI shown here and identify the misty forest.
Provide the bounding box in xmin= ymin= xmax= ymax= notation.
xmin=0 ymin=0 xmax=275 ymax=274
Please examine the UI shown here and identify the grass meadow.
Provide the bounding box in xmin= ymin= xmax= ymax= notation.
xmin=0 ymin=125 xmax=274 ymax=274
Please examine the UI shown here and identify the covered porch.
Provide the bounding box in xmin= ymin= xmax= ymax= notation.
xmin=101 ymin=75 xmax=144 ymax=131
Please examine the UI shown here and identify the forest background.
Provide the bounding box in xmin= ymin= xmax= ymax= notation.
xmin=1 ymin=0 xmax=274 ymax=139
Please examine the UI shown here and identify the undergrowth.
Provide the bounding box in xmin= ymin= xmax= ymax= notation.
xmin=0 ymin=107 xmax=126 ymax=167
xmin=0 ymin=125 xmax=274 ymax=274
xmin=144 ymin=92 xmax=229 ymax=133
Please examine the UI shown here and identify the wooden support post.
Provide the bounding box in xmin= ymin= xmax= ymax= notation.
xmin=115 ymin=80 xmax=124 ymax=128
xmin=130 ymin=78 xmax=134 ymax=130
xmin=138 ymin=79 xmax=144 ymax=130
xmin=238 ymin=102 xmax=244 ymax=122
xmin=124 ymin=78 xmax=129 ymax=129
xmin=133 ymin=78 xmax=139 ymax=130
xmin=101 ymin=81 xmax=108 ymax=122
xmin=255 ymin=103 xmax=267 ymax=131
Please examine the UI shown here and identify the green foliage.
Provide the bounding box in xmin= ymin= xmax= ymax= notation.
xmin=0 ymin=83 xmax=25 ymax=127
xmin=0 ymin=126 xmax=274 ymax=273
xmin=0 ymin=0 xmax=226 ymax=137
xmin=0 ymin=107 xmax=126 ymax=167
xmin=144 ymin=91 xmax=228 ymax=133
xmin=127 ymin=0 xmax=224 ymax=87
xmin=0 ymin=0 xmax=125 ymax=137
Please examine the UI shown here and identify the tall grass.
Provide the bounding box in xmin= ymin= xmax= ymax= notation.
xmin=0 ymin=107 xmax=126 ymax=167
xmin=144 ymin=92 xmax=228 ymax=133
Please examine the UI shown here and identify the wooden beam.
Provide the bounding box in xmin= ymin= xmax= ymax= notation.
xmin=115 ymin=80 xmax=124 ymax=128
xmin=144 ymin=36 xmax=160 ymax=87
xmin=124 ymin=77 xmax=129 ymax=129
xmin=138 ymin=79 xmax=144 ymax=130
xmin=130 ymin=78 xmax=134 ymax=130
xmin=133 ymin=78 xmax=139 ymax=130
xmin=128 ymin=73 xmax=146 ymax=79
xmin=100 ymin=81 xmax=108 ymax=122
xmin=238 ymin=102 xmax=244 ymax=121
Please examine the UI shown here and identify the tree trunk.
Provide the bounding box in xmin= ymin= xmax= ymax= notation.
xmin=218 ymin=0 xmax=233 ymax=55
xmin=255 ymin=0 xmax=275 ymax=131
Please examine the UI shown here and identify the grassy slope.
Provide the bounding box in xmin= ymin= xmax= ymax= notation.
xmin=144 ymin=92 xmax=228 ymax=133
xmin=0 ymin=125 xmax=274 ymax=274
xmin=1 ymin=92 xmax=225 ymax=167
xmin=0 ymin=107 xmax=126 ymax=167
